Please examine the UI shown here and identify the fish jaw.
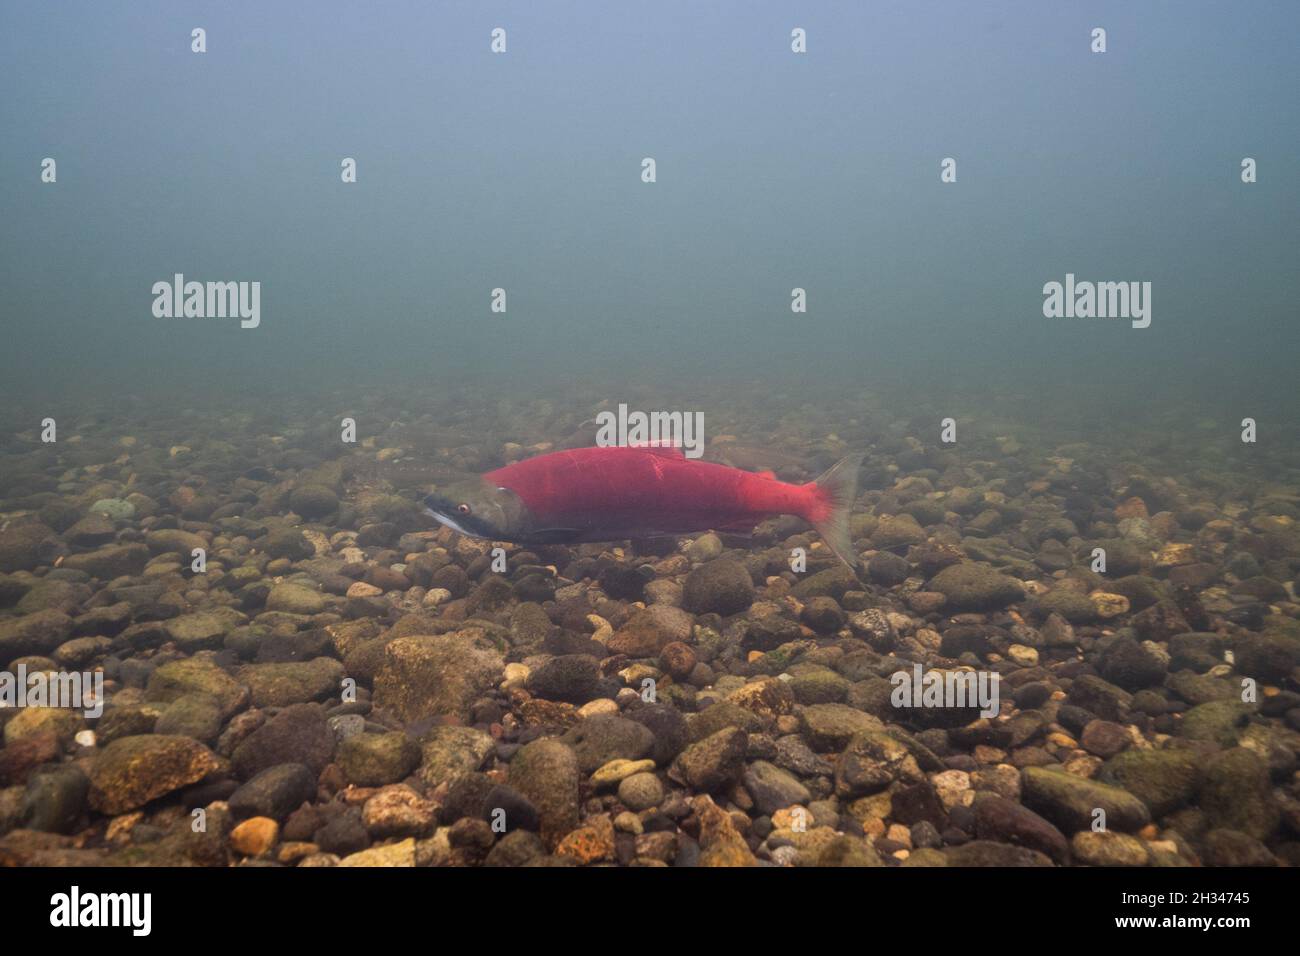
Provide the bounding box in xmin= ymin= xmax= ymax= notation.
xmin=423 ymin=505 xmax=488 ymax=539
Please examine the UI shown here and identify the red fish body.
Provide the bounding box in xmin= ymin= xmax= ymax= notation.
xmin=488 ymin=446 xmax=818 ymax=539
xmin=424 ymin=445 xmax=863 ymax=567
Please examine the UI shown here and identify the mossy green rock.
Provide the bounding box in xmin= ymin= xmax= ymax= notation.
xmin=1020 ymin=765 xmax=1150 ymax=833
xmin=337 ymin=731 xmax=421 ymax=786
xmin=145 ymin=658 xmax=248 ymax=719
xmin=788 ymin=667 xmax=851 ymax=705
xmin=265 ymin=582 xmax=328 ymax=615
xmin=1197 ymin=747 xmax=1280 ymax=840
xmin=1031 ymin=588 xmax=1098 ymax=624
xmin=929 ymin=563 xmax=1025 ymax=611
xmin=237 ymin=657 xmax=345 ymax=707
xmin=1099 ymin=748 xmax=1201 ymax=817
xmin=1179 ymin=700 xmax=1251 ymax=747
xmin=153 ymin=695 xmax=223 ymax=744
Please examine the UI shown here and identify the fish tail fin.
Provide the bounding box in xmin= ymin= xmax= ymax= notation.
xmin=806 ymin=453 xmax=863 ymax=568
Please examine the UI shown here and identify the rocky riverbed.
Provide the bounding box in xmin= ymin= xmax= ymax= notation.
xmin=1 ymin=383 xmax=1298 ymax=867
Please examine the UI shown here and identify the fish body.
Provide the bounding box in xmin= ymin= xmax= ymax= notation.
xmin=422 ymin=445 xmax=862 ymax=567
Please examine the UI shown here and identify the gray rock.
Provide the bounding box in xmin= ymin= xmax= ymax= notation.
xmin=681 ymin=559 xmax=755 ymax=616
xmin=617 ymin=772 xmax=665 ymax=811
xmin=971 ymin=794 xmax=1068 ymax=863
xmin=526 ymin=654 xmax=602 ymax=703
xmin=743 ymin=760 xmax=811 ymax=814
xmin=928 ymin=563 xmax=1024 ymax=611
xmin=419 ymin=725 xmax=496 ymax=787
xmin=337 ymin=731 xmax=421 ymax=786
xmin=22 ymin=765 xmax=89 ymax=834
xmin=672 ymin=727 xmax=748 ymax=792
xmin=231 ymin=703 xmax=336 ymax=780
xmin=228 ymin=763 xmax=317 ymax=820
xmin=508 ymin=739 xmax=579 ymax=850
xmin=560 ymin=715 xmax=655 ymax=774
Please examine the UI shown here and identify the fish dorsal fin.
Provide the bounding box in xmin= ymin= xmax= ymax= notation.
xmin=756 ymin=470 xmax=777 ymax=480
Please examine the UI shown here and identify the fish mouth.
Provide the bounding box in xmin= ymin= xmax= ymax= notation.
xmin=422 ymin=505 xmax=481 ymax=538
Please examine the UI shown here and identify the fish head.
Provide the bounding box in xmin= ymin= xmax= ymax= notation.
xmin=421 ymin=478 xmax=530 ymax=541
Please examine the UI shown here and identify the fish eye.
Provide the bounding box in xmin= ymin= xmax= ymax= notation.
xmin=456 ymin=503 xmax=472 ymax=515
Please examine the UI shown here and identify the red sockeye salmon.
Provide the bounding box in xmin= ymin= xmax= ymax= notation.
xmin=421 ymin=445 xmax=862 ymax=567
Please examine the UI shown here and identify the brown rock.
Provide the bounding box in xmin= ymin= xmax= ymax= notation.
xmin=88 ymin=734 xmax=220 ymax=814
xmin=230 ymin=817 xmax=280 ymax=857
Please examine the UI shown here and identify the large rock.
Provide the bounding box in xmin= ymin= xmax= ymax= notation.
xmin=0 ymin=522 xmax=57 ymax=572
xmin=418 ymin=725 xmax=496 ymax=787
xmin=1096 ymin=636 xmax=1166 ymax=690
xmin=338 ymin=732 xmax=421 ymax=787
xmin=560 ymin=715 xmax=655 ymax=774
xmin=154 ymin=695 xmax=223 ymax=744
xmin=228 ymin=764 xmax=318 ymax=820
xmin=165 ymin=610 xmax=242 ymax=652
xmin=971 ymin=794 xmax=1068 ymax=863
xmin=339 ymin=837 xmax=416 ymax=867
xmin=1099 ymin=748 xmax=1201 ymax=817
xmin=60 ymin=544 xmax=149 ymax=580
xmin=526 ymin=654 xmax=603 ymax=703
xmin=265 ymin=582 xmax=328 ymax=615
xmin=1198 ymin=748 xmax=1280 ymax=840
xmin=1233 ymin=625 xmax=1300 ymax=683
xmin=145 ymin=528 xmax=207 ymax=556
xmin=237 ymin=658 xmax=345 ymax=707
xmin=607 ymin=605 xmax=693 ymax=657
xmin=693 ymin=794 xmax=758 ymax=866
xmin=1020 ymin=765 xmax=1150 ymax=833
xmin=743 ymin=760 xmax=811 ymax=815
xmin=372 ymin=632 xmax=504 ymax=722
xmin=289 ymin=485 xmax=339 ymax=519
xmin=800 ymin=703 xmax=883 ymax=751
xmin=790 ymin=566 xmax=860 ymax=601
xmin=87 ymin=734 xmax=220 ymax=814
xmin=0 ymin=609 xmax=74 ymax=662
xmin=834 ymin=729 xmax=924 ymax=798
xmin=672 ymin=727 xmax=747 ymax=792
xmin=626 ymin=702 xmax=689 ymax=765
xmin=509 ymin=739 xmax=579 ymax=849
xmin=681 ymin=559 xmax=755 ymax=616
xmin=145 ymin=658 xmax=248 ymax=719
xmin=928 ymin=563 xmax=1025 ymax=611
xmin=231 ymin=703 xmax=336 ymax=780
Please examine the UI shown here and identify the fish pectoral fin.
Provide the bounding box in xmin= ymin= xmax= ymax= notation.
xmin=525 ymin=528 xmax=583 ymax=544
xmin=630 ymin=444 xmax=686 ymax=459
